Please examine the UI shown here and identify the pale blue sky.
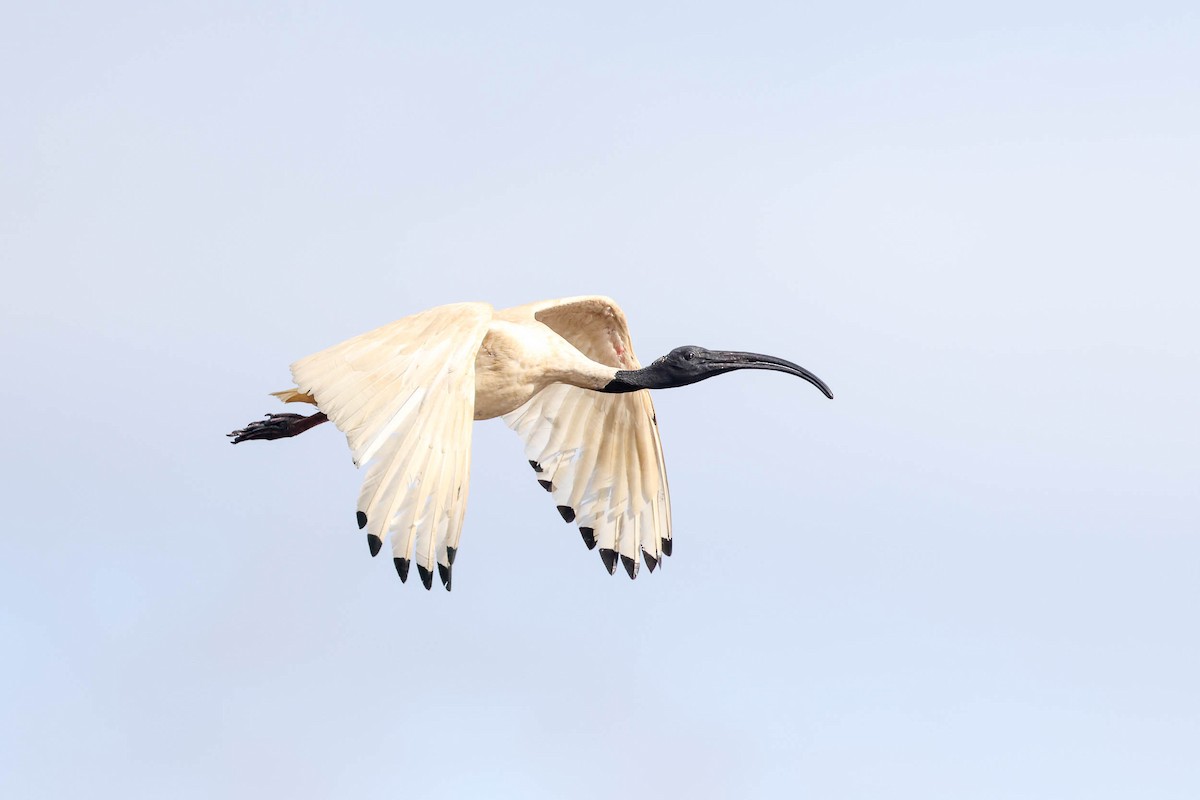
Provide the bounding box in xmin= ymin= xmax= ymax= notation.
xmin=2 ymin=2 xmax=1198 ymax=798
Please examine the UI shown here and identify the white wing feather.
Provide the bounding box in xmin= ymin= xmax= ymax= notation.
xmin=502 ymin=297 xmax=672 ymax=578
xmin=288 ymin=302 xmax=492 ymax=589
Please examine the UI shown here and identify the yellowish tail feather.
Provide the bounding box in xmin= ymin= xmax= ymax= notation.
xmin=270 ymin=388 xmax=317 ymax=405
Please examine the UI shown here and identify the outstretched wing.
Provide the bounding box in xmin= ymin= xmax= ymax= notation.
xmin=289 ymin=302 xmax=493 ymax=590
xmin=502 ymin=296 xmax=672 ymax=579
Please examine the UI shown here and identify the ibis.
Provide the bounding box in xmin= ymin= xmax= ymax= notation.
xmin=229 ymin=296 xmax=832 ymax=590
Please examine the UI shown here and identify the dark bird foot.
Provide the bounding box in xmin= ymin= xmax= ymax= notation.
xmin=227 ymin=412 xmax=328 ymax=443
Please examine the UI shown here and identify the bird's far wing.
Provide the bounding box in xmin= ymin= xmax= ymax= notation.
xmin=289 ymin=302 xmax=493 ymax=590
xmin=502 ymin=297 xmax=672 ymax=579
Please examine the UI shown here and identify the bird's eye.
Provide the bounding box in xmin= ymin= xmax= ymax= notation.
xmin=684 ymin=351 xmax=694 ymax=361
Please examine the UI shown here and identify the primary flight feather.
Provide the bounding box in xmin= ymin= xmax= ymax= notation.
xmin=229 ymin=295 xmax=832 ymax=590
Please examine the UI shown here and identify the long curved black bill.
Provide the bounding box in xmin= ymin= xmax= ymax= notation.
xmin=711 ymin=351 xmax=834 ymax=399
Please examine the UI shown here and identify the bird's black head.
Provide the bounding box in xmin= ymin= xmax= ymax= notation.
xmin=650 ymin=346 xmax=734 ymax=387
xmin=603 ymin=345 xmax=833 ymax=398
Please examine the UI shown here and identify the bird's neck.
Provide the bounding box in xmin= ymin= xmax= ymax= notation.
xmin=551 ymin=363 xmax=646 ymax=394
xmin=546 ymin=355 xmax=629 ymax=393
xmin=599 ymin=369 xmax=653 ymax=393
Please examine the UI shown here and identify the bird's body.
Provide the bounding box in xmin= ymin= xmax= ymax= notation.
xmin=230 ymin=295 xmax=831 ymax=590
xmin=473 ymin=303 xmax=620 ymax=419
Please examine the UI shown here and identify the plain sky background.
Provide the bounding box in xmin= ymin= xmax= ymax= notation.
xmin=2 ymin=2 xmax=1197 ymax=798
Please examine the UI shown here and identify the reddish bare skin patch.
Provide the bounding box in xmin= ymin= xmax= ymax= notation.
xmin=607 ymin=325 xmax=630 ymax=367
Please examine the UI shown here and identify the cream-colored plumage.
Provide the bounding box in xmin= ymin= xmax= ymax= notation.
xmin=235 ymin=294 xmax=834 ymax=588
xmin=499 ymin=298 xmax=671 ymax=578
xmin=278 ymin=296 xmax=671 ymax=587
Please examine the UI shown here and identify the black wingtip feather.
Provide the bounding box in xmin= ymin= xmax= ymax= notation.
xmin=621 ymin=554 xmax=638 ymax=579
xmin=367 ymin=534 xmax=382 ymax=557
xmin=418 ymin=565 xmax=433 ymax=590
xmin=644 ymin=552 xmax=658 ymax=573
xmin=579 ymin=527 xmax=596 ymax=550
xmin=599 ymin=548 xmax=617 ymax=574
xmin=537 ymin=479 xmax=553 ymax=492
xmin=661 ymin=538 xmax=673 ymax=557
xmin=446 ymin=546 xmax=457 ymax=565
xmin=529 ymin=460 xmax=543 ymax=473
xmin=394 ymin=557 xmax=410 ymax=582
xmin=356 ymin=511 xmax=368 ymax=529
xmin=557 ymin=505 xmax=575 ymax=523
xmin=437 ymin=563 xmax=452 ymax=591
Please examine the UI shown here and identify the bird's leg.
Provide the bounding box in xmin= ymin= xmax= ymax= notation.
xmin=227 ymin=412 xmax=329 ymax=443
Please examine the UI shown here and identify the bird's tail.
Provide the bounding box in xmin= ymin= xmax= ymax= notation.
xmin=270 ymin=388 xmax=317 ymax=405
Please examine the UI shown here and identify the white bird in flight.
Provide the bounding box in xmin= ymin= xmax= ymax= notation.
xmin=229 ymin=295 xmax=832 ymax=590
